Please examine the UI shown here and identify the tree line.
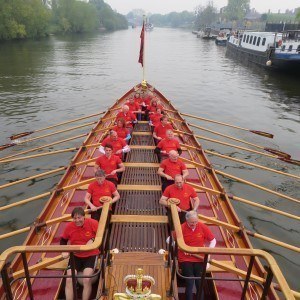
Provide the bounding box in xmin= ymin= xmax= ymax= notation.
xmin=0 ymin=0 xmax=128 ymax=40
xmin=194 ymin=0 xmax=300 ymax=30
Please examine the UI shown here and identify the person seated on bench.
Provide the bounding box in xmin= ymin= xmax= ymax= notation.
xmin=152 ymin=116 xmax=173 ymax=143
xmin=174 ymin=211 xmax=216 ymax=300
xmin=154 ymin=130 xmax=182 ymax=161
xmin=61 ymin=207 xmax=99 ymax=300
xmin=159 ymin=174 xmax=199 ymax=224
xmin=94 ymin=144 xmax=125 ymax=187
xmin=85 ymin=169 xmax=120 ymax=220
xmin=157 ymin=150 xmax=188 ymax=192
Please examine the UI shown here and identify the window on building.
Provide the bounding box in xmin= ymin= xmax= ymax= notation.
xmin=249 ymin=36 xmax=253 ymax=44
xmin=288 ymin=45 xmax=293 ymax=51
xmin=262 ymin=38 xmax=266 ymax=46
xmin=253 ymin=36 xmax=257 ymax=45
xmin=243 ymin=35 xmax=246 ymax=42
xmin=281 ymin=45 xmax=286 ymax=51
xmin=246 ymin=35 xmax=249 ymax=43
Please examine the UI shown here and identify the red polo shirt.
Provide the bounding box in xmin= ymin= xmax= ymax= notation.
xmin=150 ymin=113 xmax=163 ymax=127
xmin=61 ymin=218 xmax=100 ymax=258
xmin=112 ymin=125 xmax=129 ymax=140
xmin=163 ymin=183 xmax=197 ymax=211
xmin=126 ymin=100 xmax=140 ymax=113
xmin=87 ymin=180 xmax=116 ymax=207
xmin=157 ymin=138 xmax=180 ymax=153
xmin=160 ymin=158 xmax=187 ymax=179
xmin=154 ymin=123 xmax=173 ymax=139
xmin=101 ymin=136 xmax=126 ymax=158
xmin=116 ymin=111 xmax=136 ymax=128
xmin=149 ymin=104 xmax=164 ymax=113
xmin=177 ymin=222 xmax=214 ymax=262
xmin=95 ymin=154 xmax=122 ymax=180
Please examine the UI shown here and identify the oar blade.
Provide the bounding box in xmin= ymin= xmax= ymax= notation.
xmin=264 ymin=148 xmax=291 ymax=159
xmin=0 ymin=143 xmax=16 ymax=151
xmin=278 ymin=157 xmax=300 ymax=166
xmin=10 ymin=131 xmax=34 ymax=140
xmin=250 ymin=130 xmax=273 ymax=139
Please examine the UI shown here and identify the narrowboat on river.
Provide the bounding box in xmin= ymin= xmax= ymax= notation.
xmin=0 ymin=80 xmax=299 ymax=300
xmin=226 ymin=30 xmax=300 ymax=74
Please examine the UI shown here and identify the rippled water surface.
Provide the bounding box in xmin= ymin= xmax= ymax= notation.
xmin=0 ymin=28 xmax=299 ymax=290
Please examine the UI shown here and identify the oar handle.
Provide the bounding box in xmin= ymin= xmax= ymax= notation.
xmin=250 ymin=130 xmax=273 ymax=139
xmin=10 ymin=131 xmax=34 ymax=140
xmin=0 ymin=143 xmax=16 ymax=151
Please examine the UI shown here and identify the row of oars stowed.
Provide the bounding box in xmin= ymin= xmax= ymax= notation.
xmin=0 ymin=105 xmax=299 ymax=253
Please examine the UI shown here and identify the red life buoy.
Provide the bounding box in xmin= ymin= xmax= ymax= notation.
xmin=278 ymin=40 xmax=282 ymax=46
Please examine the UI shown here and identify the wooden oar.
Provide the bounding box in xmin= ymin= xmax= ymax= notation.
xmin=9 ymin=111 xmax=106 ymax=140
xmin=0 ymin=121 xmax=97 ymax=151
xmin=196 ymin=214 xmax=300 ymax=253
xmin=0 ymin=157 xmax=97 ymax=211
xmin=184 ymin=121 xmax=291 ymax=158
xmin=0 ymin=167 xmax=67 ymax=190
xmin=0 ymin=147 xmax=79 ymax=164
xmin=0 ymin=133 xmax=87 ymax=162
xmin=176 ymin=129 xmax=296 ymax=163
xmin=180 ymin=143 xmax=300 ymax=180
xmin=0 ymin=208 xmax=91 ymax=240
xmin=181 ymin=156 xmax=300 ymax=207
xmin=205 ymin=149 xmax=300 ymax=180
xmin=178 ymin=112 xmax=274 ymax=138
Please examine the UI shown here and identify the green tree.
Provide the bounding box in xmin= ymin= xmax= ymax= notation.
xmin=296 ymin=7 xmax=300 ymax=21
xmin=0 ymin=0 xmax=51 ymax=40
xmin=195 ymin=2 xmax=218 ymax=29
xmin=225 ymin=0 xmax=250 ymax=21
xmin=89 ymin=0 xmax=128 ymax=30
xmin=52 ymin=0 xmax=98 ymax=33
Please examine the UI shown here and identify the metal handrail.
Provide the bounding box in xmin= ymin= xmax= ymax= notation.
xmin=0 ymin=202 xmax=111 ymax=299
xmin=169 ymin=203 xmax=296 ymax=300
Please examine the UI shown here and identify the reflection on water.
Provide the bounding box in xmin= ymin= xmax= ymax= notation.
xmin=0 ymin=28 xmax=299 ymax=289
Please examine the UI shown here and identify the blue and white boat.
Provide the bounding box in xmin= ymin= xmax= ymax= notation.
xmin=226 ymin=30 xmax=300 ymax=74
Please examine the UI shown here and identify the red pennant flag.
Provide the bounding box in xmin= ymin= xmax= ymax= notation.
xmin=138 ymin=21 xmax=145 ymax=66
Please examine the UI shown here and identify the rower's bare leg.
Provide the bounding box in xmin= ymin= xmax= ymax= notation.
xmin=82 ymin=267 xmax=94 ymax=300
xmin=65 ymin=268 xmax=77 ymax=300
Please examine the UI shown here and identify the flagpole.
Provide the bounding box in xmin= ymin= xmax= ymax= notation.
xmin=143 ymin=15 xmax=146 ymax=83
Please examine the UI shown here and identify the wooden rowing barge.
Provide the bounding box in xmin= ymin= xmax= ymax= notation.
xmin=0 ymin=82 xmax=298 ymax=300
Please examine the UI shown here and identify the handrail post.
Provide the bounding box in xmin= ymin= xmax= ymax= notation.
xmin=69 ymin=253 xmax=78 ymax=300
xmin=168 ymin=256 xmax=176 ymax=297
xmin=261 ymin=267 xmax=274 ymax=299
xmin=197 ymin=254 xmax=208 ymax=299
xmin=21 ymin=252 xmax=34 ymax=300
xmin=241 ymin=255 xmax=255 ymax=299
xmin=1 ymin=262 xmax=13 ymax=300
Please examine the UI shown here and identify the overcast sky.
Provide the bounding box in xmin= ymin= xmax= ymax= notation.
xmin=104 ymin=0 xmax=299 ymax=14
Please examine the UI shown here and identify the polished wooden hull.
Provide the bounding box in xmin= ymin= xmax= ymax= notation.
xmin=0 ymin=83 xmax=286 ymax=299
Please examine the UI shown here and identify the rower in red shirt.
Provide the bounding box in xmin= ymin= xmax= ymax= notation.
xmin=148 ymin=98 xmax=164 ymax=115
xmin=157 ymin=150 xmax=189 ymax=191
xmin=112 ymin=118 xmax=131 ymax=143
xmin=174 ymin=211 xmax=216 ymax=300
xmin=60 ymin=207 xmax=99 ymax=300
xmin=149 ymin=107 xmax=163 ymax=128
xmin=94 ymin=144 xmax=125 ymax=187
xmin=116 ymin=105 xmax=137 ymax=130
xmin=100 ymin=130 xmax=130 ymax=160
xmin=155 ymin=130 xmax=182 ymax=161
xmin=84 ymin=169 xmax=120 ymax=221
xmin=159 ymin=174 xmax=200 ymax=223
xmin=153 ymin=116 xmax=173 ymax=142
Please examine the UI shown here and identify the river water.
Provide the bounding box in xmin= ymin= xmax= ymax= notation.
xmin=0 ymin=28 xmax=299 ymax=290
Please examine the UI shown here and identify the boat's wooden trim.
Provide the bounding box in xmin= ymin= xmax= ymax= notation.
xmin=111 ymin=215 xmax=168 ymax=223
